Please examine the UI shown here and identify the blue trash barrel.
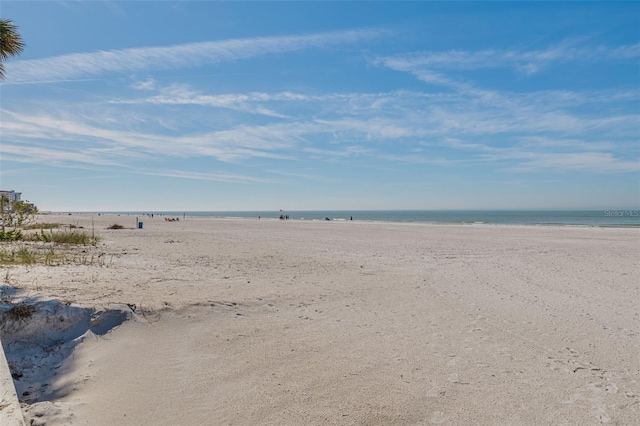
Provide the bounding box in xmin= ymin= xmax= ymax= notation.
xmin=138 ymin=221 xmax=143 ymax=229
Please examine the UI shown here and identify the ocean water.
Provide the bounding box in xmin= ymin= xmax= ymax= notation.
xmin=101 ymin=210 xmax=640 ymax=227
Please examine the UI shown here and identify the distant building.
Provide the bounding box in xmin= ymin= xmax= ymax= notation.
xmin=0 ymin=190 xmax=22 ymax=211
xmin=0 ymin=190 xmax=21 ymax=202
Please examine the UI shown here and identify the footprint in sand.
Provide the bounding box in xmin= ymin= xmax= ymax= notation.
xmin=591 ymin=405 xmax=611 ymax=423
xmin=587 ymin=381 xmax=619 ymax=397
xmin=426 ymin=384 xmax=446 ymax=398
xmin=429 ymin=410 xmax=446 ymax=424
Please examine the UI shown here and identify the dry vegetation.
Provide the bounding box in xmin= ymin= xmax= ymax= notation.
xmin=0 ymin=224 xmax=104 ymax=266
xmin=7 ymin=302 xmax=36 ymax=320
xmin=0 ymin=244 xmax=109 ymax=266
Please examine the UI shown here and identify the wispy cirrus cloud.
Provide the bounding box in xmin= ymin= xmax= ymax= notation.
xmin=123 ymin=83 xmax=640 ymax=121
xmin=135 ymin=169 xmax=275 ymax=184
xmin=1 ymin=111 xmax=301 ymax=163
xmin=117 ymin=84 xmax=295 ymax=118
xmin=515 ymin=136 xmax=617 ymax=152
xmin=498 ymin=151 xmax=640 ymax=173
xmin=426 ymin=137 xmax=639 ymax=173
xmin=121 ymin=84 xmax=435 ymax=119
xmin=376 ymin=39 xmax=640 ymax=76
xmin=4 ymin=28 xmax=388 ymax=84
xmin=3 ymin=66 xmax=638 ymax=175
xmin=0 ymin=143 xmax=131 ymax=168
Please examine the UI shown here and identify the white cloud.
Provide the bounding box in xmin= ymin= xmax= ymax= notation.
xmin=131 ymin=79 xmax=156 ymax=91
xmin=2 ymin=67 xmax=637 ymax=175
xmin=1 ymin=109 xmax=304 ymax=164
xmin=516 ymin=136 xmax=616 ymax=151
xmin=116 ymin=85 xmax=293 ymax=117
xmin=502 ymin=152 xmax=640 ymax=173
xmin=0 ymin=143 xmax=129 ymax=168
xmin=135 ymin=169 xmax=274 ymax=184
xmin=376 ymin=38 xmax=640 ymax=77
xmin=4 ymin=28 xmax=388 ymax=84
xmin=610 ymin=43 xmax=640 ymax=59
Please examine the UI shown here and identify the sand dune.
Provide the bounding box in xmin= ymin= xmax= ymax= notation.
xmin=2 ymin=215 xmax=639 ymax=425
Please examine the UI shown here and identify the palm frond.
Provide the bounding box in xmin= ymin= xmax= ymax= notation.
xmin=0 ymin=19 xmax=24 ymax=79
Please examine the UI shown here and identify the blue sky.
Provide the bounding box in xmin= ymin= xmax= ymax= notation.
xmin=1 ymin=1 xmax=638 ymax=211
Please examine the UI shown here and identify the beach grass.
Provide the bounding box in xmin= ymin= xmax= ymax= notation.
xmin=0 ymin=247 xmax=38 ymax=265
xmin=0 ymin=230 xmax=23 ymax=242
xmin=22 ymin=223 xmax=62 ymax=230
xmin=0 ymin=245 xmax=107 ymax=266
xmin=47 ymin=230 xmax=99 ymax=245
xmin=26 ymin=229 xmax=100 ymax=245
xmin=0 ymin=226 xmax=103 ymax=266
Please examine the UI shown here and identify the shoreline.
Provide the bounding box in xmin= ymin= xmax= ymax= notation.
xmin=38 ymin=212 xmax=640 ymax=229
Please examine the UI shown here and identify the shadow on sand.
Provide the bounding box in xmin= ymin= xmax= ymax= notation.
xmin=0 ymin=286 xmax=133 ymax=403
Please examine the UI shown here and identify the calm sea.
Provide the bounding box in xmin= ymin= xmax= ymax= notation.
xmin=92 ymin=210 xmax=640 ymax=227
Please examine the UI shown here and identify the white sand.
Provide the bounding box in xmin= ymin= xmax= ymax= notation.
xmin=2 ymin=215 xmax=639 ymax=425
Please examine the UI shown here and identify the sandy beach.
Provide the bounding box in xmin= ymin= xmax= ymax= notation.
xmin=1 ymin=215 xmax=639 ymax=425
